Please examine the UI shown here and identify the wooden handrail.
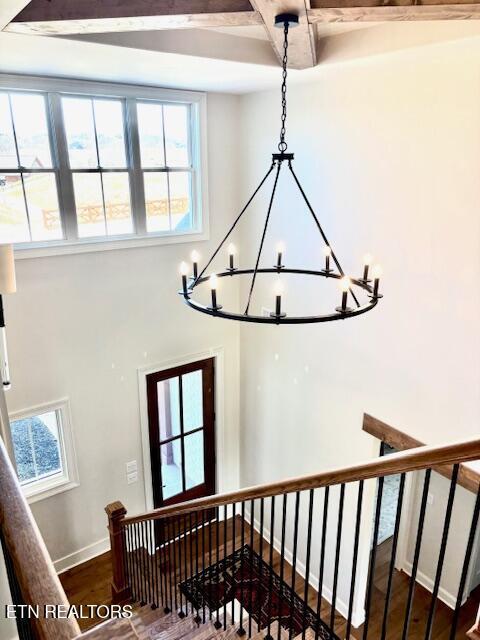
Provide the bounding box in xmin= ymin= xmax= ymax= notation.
xmin=363 ymin=413 xmax=480 ymax=493
xmin=0 ymin=435 xmax=81 ymax=640
xmin=124 ymin=436 xmax=480 ymax=525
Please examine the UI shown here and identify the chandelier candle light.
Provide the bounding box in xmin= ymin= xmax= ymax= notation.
xmin=178 ymin=14 xmax=383 ymax=324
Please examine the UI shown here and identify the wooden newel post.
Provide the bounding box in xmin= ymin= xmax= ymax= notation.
xmin=105 ymin=501 xmax=131 ymax=604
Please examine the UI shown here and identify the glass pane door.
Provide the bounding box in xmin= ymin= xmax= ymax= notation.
xmin=147 ymin=358 xmax=215 ymax=509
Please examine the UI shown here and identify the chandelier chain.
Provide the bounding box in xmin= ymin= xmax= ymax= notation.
xmin=278 ymin=22 xmax=289 ymax=153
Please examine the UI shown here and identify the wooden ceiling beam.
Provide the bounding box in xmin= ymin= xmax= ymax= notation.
xmin=4 ymin=0 xmax=261 ymax=35
xmin=11 ymin=0 xmax=254 ymax=22
xmin=308 ymin=1 xmax=480 ymax=22
xmin=247 ymin=0 xmax=317 ymax=69
xmin=4 ymin=11 xmax=262 ymax=35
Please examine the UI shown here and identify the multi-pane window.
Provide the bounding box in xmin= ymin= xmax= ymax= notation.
xmin=0 ymin=92 xmax=62 ymax=243
xmin=62 ymin=96 xmax=133 ymax=238
xmin=137 ymin=102 xmax=193 ymax=233
xmin=0 ymin=79 xmax=204 ymax=250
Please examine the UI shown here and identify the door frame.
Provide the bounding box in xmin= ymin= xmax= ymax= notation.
xmin=138 ymin=347 xmax=226 ymax=513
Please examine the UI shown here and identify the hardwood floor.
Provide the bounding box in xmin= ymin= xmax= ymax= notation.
xmin=60 ymin=518 xmax=479 ymax=638
xmin=60 ymin=551 xmax=113 ymax=631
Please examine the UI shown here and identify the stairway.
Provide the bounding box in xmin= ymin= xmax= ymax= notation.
xmin=131 ymin=606 xmax=294 ymax=640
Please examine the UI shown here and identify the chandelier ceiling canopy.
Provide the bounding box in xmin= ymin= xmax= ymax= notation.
xmin=179 ymin=13 xmax=383 ymax=325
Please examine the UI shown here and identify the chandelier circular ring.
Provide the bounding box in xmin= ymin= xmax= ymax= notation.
xmin=180 ymin=268 xmax=380 ymax=325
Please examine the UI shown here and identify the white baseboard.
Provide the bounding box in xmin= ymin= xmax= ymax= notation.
xmin=55 ymin=537 xmax=110 ymax=574
xmin=402 ymin=561 xmax=459 ymax=610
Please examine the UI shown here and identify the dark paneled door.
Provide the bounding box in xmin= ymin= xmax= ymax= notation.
xmin=147 ymin=358 xmax=216 ymax=526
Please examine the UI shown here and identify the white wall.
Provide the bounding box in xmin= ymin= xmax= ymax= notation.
xmin=2 ymin=92 xmax=241 ymax=570
xmin=238 ymin=41 xmax=480 ymax=624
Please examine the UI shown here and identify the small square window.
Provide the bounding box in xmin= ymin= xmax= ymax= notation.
xmin=9 ymin=400 xmax=79 ymax=502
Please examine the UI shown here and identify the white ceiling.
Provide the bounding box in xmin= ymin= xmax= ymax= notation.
xmin=2 ymin=20 xmax=480 ymax=94
xmin=209 ymin=23 xmax=376 ymax=40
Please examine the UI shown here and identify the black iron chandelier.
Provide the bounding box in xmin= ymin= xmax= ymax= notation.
xmin=179 ymin=13 xmax=383 ymax=324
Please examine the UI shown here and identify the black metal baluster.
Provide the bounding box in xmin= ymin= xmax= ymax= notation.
xmin=123 ymin=526 xmax=130 ymax=600
xmin=402 ymin=468 xmax=432 ymax=640
xmin=232 ymin=503 xmax=236 ymax=626
xmin=380 ymin=474 xmax=406 ymax=640
xmin=258 ymin=498 xmax=265 ymax=633
xmin=289 ymin=492 xmax=301 ymax=640
xmin=175 ymin=515 xmax=183 ymax=618
xmin=276 ymin=494 xmax=288 ymax=640
xmin=128 ymin=526 xmax=135 ymax=601
xmin=363 ymin=476 xmax=385 ymax=640
xmin=202 ymin=509 xmax=206 ymax=624
xmin=209 ymin=507 xmax=213 ymax=621
xmin=330 ymin=484 xmax=345 ymax=636
xmin=136 ymin=523 xmax=146 ymax=606
xmin=166 ymin=518 xmax=173 ymax=614
xmin=135 ymin=523 xmax=143 ymax=605
xmin=249 ymin=499 xmax=255 ymax=638
xmin=239 ymin=501 xmax=246 ymax=635
xmin=302 ymin=490 xmax=315 ymax=640
xmin=147 ymin=522 xmax=154 ymax=607
xmin=424 ymin=464 xmax=459 ymax=640
xmin=215 ymin=508 xmax=222 ymax=629
xmin=194 ymin=510 xmax=201 ymax=624
xmin=187 ymin=512 xmax=195 ymax=615
xmin=450 ymin=485 xmax=480 ymax=639
xmin=134 ymin=523 xmax=142 ymax=605
xmin=169 ymin=517 xmax=176 ymax=614
xmin=315 ymin=486 xmax=329 ymax=640
xmin=346 ymin=481 xmax=365 ymax=640
xmin=153 ymin=521 xmax=161 ymax=611
xmin=143 ymin=522 xmax=149 ymax=606
xmin=163 ymin=519 xmax=171 ymax=613
xmin=121 ymin=526 xmax=128 ymax=602
xmin=173 ymin=516 xmax=180 ymax=615
xmin=158 ymin=524 xmax=163 ymax=610
xmin=147 ymin=521 xmax=157 ymax=609
xmin=158 ymin=522 xmax=165 ymax=610
xmin=265 ymin=496 xmax=276 ymax=640
xmin=189 ymin=511 xmax=194 ymax=616
xmin=179 ymin=514 xmax=187 ymax=618
xmin=171 ymin=518 xmax=177 ymax=614
xmin=224 ymin=504 xmax=228 ymax=630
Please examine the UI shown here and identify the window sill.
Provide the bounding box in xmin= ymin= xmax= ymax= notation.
xmin=14 ymin=228 xmax=209 ymax=259
xmin=24 ymin=478 xmax=80 ymax=504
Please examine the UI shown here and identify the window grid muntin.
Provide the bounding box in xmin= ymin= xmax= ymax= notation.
xmin=137 ymin=100 xmax=194 ymax=234
xmin=0 ymin=90 xmax=63 ymax=242
xmin=0 ymin=81 xmax=203 ymax=248
xmin=63 ymin=95 xmax=134 ymax=239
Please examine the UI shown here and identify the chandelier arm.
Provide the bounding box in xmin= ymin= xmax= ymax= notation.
xmin=244 ymin=161 xmax=282 ymax=315
xmin=288 ymin=161 xmax=361 ymax=308
xmin=195 ymin=162 xmax=276 ymax=284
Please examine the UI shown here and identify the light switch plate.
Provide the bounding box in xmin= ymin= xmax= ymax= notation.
xmin=127 ymin=471 xmax=138 ymax=485
xmin=126 ymin=460 xmax=137 ymax=474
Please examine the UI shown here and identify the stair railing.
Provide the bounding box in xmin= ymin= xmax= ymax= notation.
xmin=0 ymin=433 xmax=139 ymax=640
xmin=108 ymin=437 xmax=480 ymax=639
